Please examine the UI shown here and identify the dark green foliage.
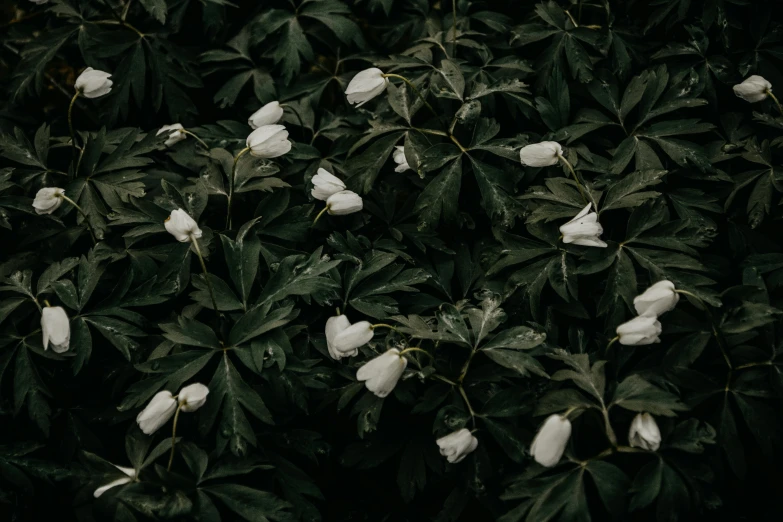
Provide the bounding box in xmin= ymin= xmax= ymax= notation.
xmin=2 ymin=1 xmax=783 ymax=521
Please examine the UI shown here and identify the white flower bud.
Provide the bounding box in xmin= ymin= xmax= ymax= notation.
xmin=530 ymin=414 xmax=572 ymax=467
xmin=519 ymin=141 xmax=563 ymax=167
xmin=33 ymin=187 xmax=65 ymax=215
xmin=136 ymin=391 xmax=177 ymax=435
xmin=248 ymin=101 xmax=284 ymax=129
xmin=393 ymin=146 xmax=411 ymax=172
xmin=311 ymin=168 xmax=346 ymax=201
xmin=74 ymin=67 xmax=113 ymax=98
xmin=157 ymin=124 xmax=186 ymax=147
xmin=164 ymin=209 xmax=202 ymax=243
xmin=559 ymin=203 xmax=607 ymax=248
xmin=93 ymin=465 xmax=136 ymax=498
xmin=326 ymin=314 xmax=353 ymax=360
xmin=177 ymin=383 xmax=209 ymax=412
xmin=633 ymin=280 xmax=679 ymax=317
xmin=246 ymin=124 xmax=292 ymax=158
xmin=326 ymin=190 xmax=363 ymax=215
xmin=332 ymin=321 xmax=374 ymax=355
xmin=436 ymin=428 xmax=478 ymax=463
xmin=733 ymin=75 xmax=772 ymax=103
xmin=41 ymin=306 xmax=70 ymax=353
xmin=356 ymin=348 xmax=407 ymax=398
xmin=29 ymin=0 xmax=49 ymax=4
xmin=345 ymin=68 xmax=388 ymax=107
xmin=616 ymin=315 xmax=662 ymax=345
xmin=628 ymin=413 xmax=661 ymax=451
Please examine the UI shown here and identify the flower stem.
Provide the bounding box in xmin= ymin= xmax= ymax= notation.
xmin=602 ymin=407 xmax=618 ymax=446
xmin=449 ymin=134 xmax=468 ymax=153
xmin=191 ymin=236 xmax=221 ymax=324
xmin=281 ymin=103 xmax=310 ymax=140
xmin=68 ymin=92 xmax=80 ymax=163
xmin=167 ymin=404 xmax=182 ymax=471
xmin=59 ymin=194 xmax=97 ymax=244
xmin=181 ymin=130 xmax=209 ymax=150
xmin=399 ymin=347 xmax=433 ymax=359
xmin=733 ymin=360 xmax=773 ymax=371
xmin=226 ymin=147 xmax=250 ymax=229
xmin=452 ymin=0 xmax=458 ymax=51
xmin=382 ymin=73 xmax=438 ymax=118
xmin=565 ymin=9 xmax=579 ymax=28
xmin=312 ymin=205 xmax=330 ymax=226
xmin=458 ymin=348 xmax=477 ymax=383
xmin=458 ymin=385 xmax=477 ymax=427
xmin=558 ymin=154 xmax=587 ymax=203
xmin=371 ymin=323 xmax=402 ymax=335
xmin=767 ymin=90 xmax=783 ymax=116
xmin=433 ymin=373 xmax=456 ymax=386
xmin=96 ymin=0 xmax=145 ymax=38
xmin=414 ymin=127 xmax=448 ymax=137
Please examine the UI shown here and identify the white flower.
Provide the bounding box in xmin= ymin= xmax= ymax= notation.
xmin=41 ymin=306 xmax=70 ymax=353
xmin=332 ymin=321 xmax=374 ymax=355
xmin=356 ymin=348 xmax=407 ymax=398
xmin=29 ymin=0 xmax=49 ymax=5
xmin=74 ymin=67 xmax=113 ymax=99
xmin=326 ymin=314 xmax=353 ymax=360
xmin=616 ymin=315 xmax=662 ymax=345
xmin=93 ymin=465 xmax=137 ymax=498
xmin=248 ymin=101 xmax=284 ymax=129
xmin=345 ymin=68 xmax=388 ymax=107
xmin=519 ymin=141 xmax=563 ymax=167
xmin=326 ymin=190 xmax=363 ymax=215
xmin=311 ymin=168 xmax=346 ymax=201
xmin=164 ymin=209 xmax=202 ymax=243
xmin=530 ymin=414 xmax=572 ymax=467
xmin=178 ymin=383 xmax=209 ymax=412
xmin=136 ymin=391 xmax=177 ymax=435
xmin=246 ymin=124 xmax=292 ymax=158
xmin=559 ymin=203 xmax=607 ymax=248
xmin=33 ymin=187 xmax=65 ymax=215
xmin=633 ymin=280 xmax=679 ymax=317
xmin=436 ymin=428 xmax=478 ymax=464
xmin=393 ymin=146 xmax=411 ymax=172
xmin=156 ymin=124 xmax=186 ymax=147
xmin=628 ymin=413 xmax=662 ymax=451
xmin=733 ymin=75 xmax=772 ymax=103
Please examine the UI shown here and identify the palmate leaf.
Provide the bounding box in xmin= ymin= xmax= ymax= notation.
xmin=200 ymin=353 xmax=274 ymax=456
xmin=501 ymin=460 xmax=630 ymax=522
xmin=256 ymin=247 xmax=341 ymax=306
xmin=413 ymin=158 xmax=462 ymax=229
xmin=509 ymin=1 xmax=603 ymax=84
xmin=252 ymin=0 xmax=362 ymax=84
xmin=8 ymin=26 xmax=79 ymax=100
xmin=201 ymin=28 xmax=276 ymax=108
xmin=342 ymin=249 xmax=430 ymax=319
xmin=203 ymin=484 xmax=294 ymax=522
xmin=12 ymin=347 xmax=52 ymax=436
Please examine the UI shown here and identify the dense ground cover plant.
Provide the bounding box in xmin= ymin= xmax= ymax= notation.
xmin=2 ymin=0 xmax=783 ymax=520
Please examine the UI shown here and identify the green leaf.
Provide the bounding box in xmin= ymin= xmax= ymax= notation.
xmin=201 ymin=355 xmax=275 ymax=456
xmin=138 ymin=0 xmax=167 ymax=23
xmin=414 ymin=159 xmax=462 ymax=229
xmin=610 ymin=375 xmax=688 ymax=416
xmin=229 ymin=303 xmax=298 ymax=346
xmin=160 ymin=317 xmax=221 ymax=349
xmin=482 ymin=418 xmax=527 ymax=463
xmin=481 ymin=326 xmax=546 ymax=351
xmin=204 ymin=484 xmax=293 ymax=522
